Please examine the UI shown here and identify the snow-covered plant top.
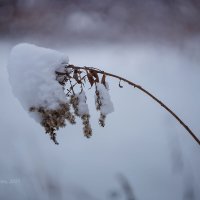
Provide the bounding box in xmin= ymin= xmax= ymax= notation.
xmin=7 ymin=43 xmax=71 ymax=110
xmin=7 ymin=43 xmax=114 ymax=144
xmin=7 ymin=43 xmax=200 ymax=146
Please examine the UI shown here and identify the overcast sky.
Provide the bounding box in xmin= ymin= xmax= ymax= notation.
xmin=0 ymin=1 xmax=200 ymax=200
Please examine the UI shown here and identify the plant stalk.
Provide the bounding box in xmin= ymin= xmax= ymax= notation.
xmin=66 ymin=64 xmax=200 ymax=146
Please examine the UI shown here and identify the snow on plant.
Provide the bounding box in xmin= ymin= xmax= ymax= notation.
xmin=7 ymin=43 xmax=200 ymax=146
xmin=95 ymin=82 xmax=114 ymax=127
xmin=7 ymin=43 xmax=113 ymax=144
xmin=70 ymin=91 xmax=92 ymax=138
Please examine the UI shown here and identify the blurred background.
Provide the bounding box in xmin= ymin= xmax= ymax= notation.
xmin=0 ymin=0 xmax=200 ymax=199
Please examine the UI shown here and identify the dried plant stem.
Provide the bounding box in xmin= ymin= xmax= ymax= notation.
xmin=66 ymin=64 xmax=200 ymax=146
xmin=118 ymin=174 xmax=136 ymax=200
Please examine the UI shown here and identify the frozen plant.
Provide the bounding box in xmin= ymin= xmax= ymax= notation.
xmin=70 ymin=91 xmax=92 ymax=138
xmin=95 ymin=82 xmax=114 ymax=127
xmin=7 ymin=43 xmax=200 ymax=146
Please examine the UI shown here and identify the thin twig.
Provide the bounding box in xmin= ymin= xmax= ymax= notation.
xmin=69 ymin=79 xmax=75 ymax=95
xmin=66 ymin=64 xmax=200 ymax=146
xmin=66 ymin=75 xmax=87 ymax=96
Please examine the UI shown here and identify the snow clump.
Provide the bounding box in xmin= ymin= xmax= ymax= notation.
xmin=7 ymin=43 xmax=70 ymax=112
xmin=95 ymin=83 xmax=114 ymax=127
xmin=7 ymin=43 xmax=74 ymax=144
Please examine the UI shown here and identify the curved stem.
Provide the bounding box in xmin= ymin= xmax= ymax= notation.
xmin=66 ymin=64 xmax=200 ymax=146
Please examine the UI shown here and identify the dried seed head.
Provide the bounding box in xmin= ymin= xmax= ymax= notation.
xmin=95 ymin=85 xmax=108 ymax=127
xmin=70 ymin=92 xmax=93 ymax=138
xmin=99 ymin=113 xmax=106 ymax=127
xmin=29 ymin=102 xmax=76 ymax=144
xmin=81 ymin=114 xmax=92 ymax=138
xmin=70 ymin=95 xmax=79 ymax=116
xmin=95 ymin=90 xmax=102 ymax=111
xmin=65 ymin=111 xmax=76 ymax=124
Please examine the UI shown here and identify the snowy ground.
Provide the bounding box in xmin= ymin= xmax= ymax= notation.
xmin=0 ymin=39 xmax=200 ymax=200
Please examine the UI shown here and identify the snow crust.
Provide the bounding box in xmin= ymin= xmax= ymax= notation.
xmin=7 ymin=43 xmax=69 ymax=112
xmin=96 ymin=83 xmax=114 ymax=115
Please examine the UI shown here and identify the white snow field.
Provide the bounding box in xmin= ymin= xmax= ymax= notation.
xmin=0 ymin=40 xmax=200 ymax=200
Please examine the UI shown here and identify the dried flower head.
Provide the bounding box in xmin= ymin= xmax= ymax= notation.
xmin=95 ymin=89 xmax=102 ymax=111
xmin=69 ymin=91 xmax=93 ymax=138
xmin=70 ymin=95 xmax=79 ymax=116
xmin=29 ymin=103 xmax=76 ymax=144
xmin=95 ymin=83 xmax=114 ymax=127
xmin=99 ymin=113 xmax=106 ymax=127
xmin=82 ymin=114 xmax=92 ymax=138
